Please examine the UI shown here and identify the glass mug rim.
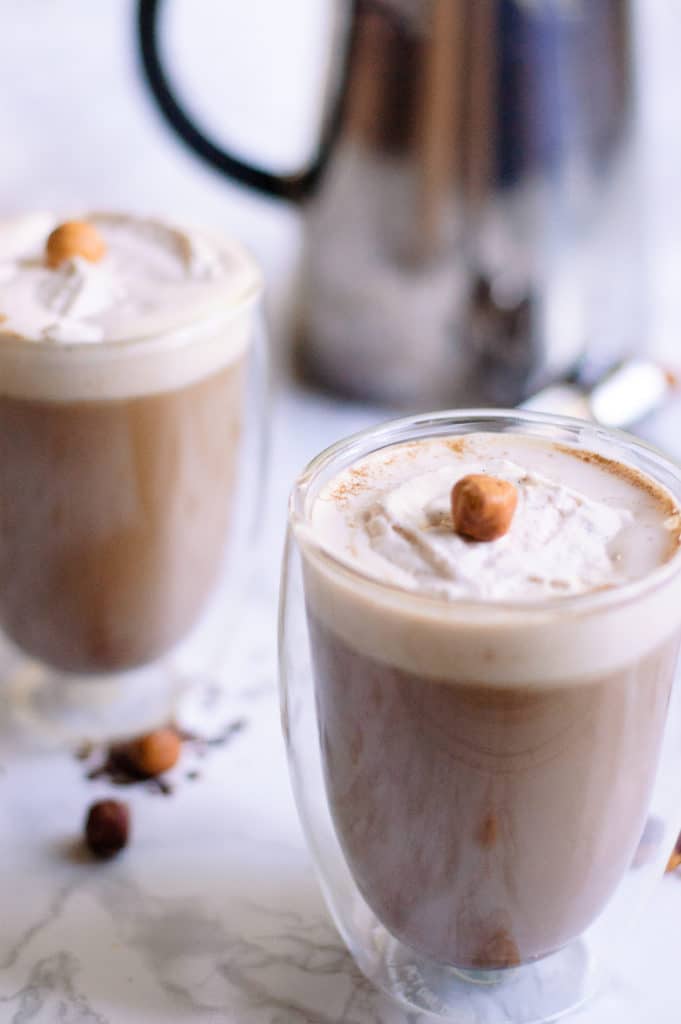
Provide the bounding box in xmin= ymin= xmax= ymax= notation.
xmin=0 ymin=286 xmax=262 ymax=405
xmin=289 ymin=408 xmax=681 ymax=623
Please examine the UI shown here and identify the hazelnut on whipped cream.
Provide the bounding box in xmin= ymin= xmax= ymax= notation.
xmin=451 ymin=474 xmax=518 ymax=541
xmin=46 ymin=220 xmax=107 ymax=268
xmin=0 ymin=212 xmax=259 ymax=346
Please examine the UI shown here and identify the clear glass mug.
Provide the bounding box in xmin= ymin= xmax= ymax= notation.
xmin=0 ymin=270 xmax=267 ymax=743
xmin=279 ymin=409 xmax=681 ymax=1024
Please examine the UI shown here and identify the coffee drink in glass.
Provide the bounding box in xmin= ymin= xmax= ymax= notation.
xmin=281 ymin=411 xmax=681 ymax=1023
xmin=0 ymin=212 xmax=263 ymax=734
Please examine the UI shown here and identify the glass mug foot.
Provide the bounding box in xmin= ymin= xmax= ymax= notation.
xmin=365 ymin=929 xmax=595 ymax=1023
xmin=5 ymin=654 xmax=189 ymax=745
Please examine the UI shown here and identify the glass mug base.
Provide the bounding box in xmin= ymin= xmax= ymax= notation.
xmin=4 ymin=647 xmax=188 ymax=745
xmin=348 ymin=920 xmax=597 ymax=1023
xmin=2 ymin=573 xmax=250 ymax=746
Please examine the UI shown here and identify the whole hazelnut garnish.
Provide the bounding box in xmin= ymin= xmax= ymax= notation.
xmin=45 ymin=220 xmax=106 ymax=268
xmin=126 ymin=728 xmax=181 ymax=778
xmin=451 ymin=474 xmax=518 ymax=542
xmin=85 ymin=799 xmax=130 ymax=859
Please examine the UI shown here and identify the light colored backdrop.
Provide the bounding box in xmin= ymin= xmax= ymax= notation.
xmin=0 ymin=0 xmax=679 ymax=355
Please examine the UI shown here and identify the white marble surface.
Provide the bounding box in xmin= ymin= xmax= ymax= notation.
xmin=0 ymin=385 xmax=681 ymax=1024
xmin=1 ymin=1 xmax=681 ymax=1020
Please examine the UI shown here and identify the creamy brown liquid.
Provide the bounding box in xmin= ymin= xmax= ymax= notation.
xmin=308 ymin=615 xmax=681 ymax=969
xmin=0 ymin=359 xmax=244 ymax=673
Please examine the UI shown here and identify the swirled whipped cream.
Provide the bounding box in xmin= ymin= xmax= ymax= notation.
xmin=311 ymin=434 xmax=681 ymax=602
xmin=0 ymin=212 xmax=259 ymax=345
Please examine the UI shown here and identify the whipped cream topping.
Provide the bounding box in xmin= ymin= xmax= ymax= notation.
xmin=0 ymin=212 xmax=260 ymax=345
xmin=365 ymin=461 xmax=631 ymax=599
xmin=311 ymin=435 xmax=681 ymax=603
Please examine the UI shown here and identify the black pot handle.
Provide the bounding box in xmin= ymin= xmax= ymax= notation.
xmin=136 ymin=0 xmax=357 ymax=203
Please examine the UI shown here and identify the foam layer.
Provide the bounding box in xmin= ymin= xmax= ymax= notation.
xmin=312 ymin=435 xmax=679 ymax=599
xmin=0 ymin=212 xmax=261 ymax=401
xmin=300 ymin=434 xmax=681 ymax=683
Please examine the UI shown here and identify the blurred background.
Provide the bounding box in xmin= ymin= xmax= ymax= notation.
xmin=0 ymin=0 xmax=680 ymax=412
xmin=0 ymin=0 xmax=327 ymax=339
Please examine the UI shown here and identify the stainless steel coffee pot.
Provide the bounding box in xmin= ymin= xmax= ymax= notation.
xmin=138 ymin=0 xmax=645 ymax=407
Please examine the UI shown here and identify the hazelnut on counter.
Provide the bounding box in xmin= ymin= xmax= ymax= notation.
xmin=451 ymin=474 xmax=518 ymax=542
xmin=126 ymin=728 xmax=182 ymax=778
xmin=45 ymin=220 xmax=106 ymax=268
xmin=85 ymin=799 xmax=129 ymax=859
xmin=666 ymin=833 xmax=681 ymax=874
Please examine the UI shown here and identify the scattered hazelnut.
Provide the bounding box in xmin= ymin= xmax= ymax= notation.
xmin=664 ymin=368 xmax=680 ymax=391
xmin=666 ymin=832 xmax=681 ymax=874
xmin=667 ymin=851 xmax=681 ymax=874
xmin=451 ymin=474 xmax=518 ymax=542
xmin=126 ymin=728 xmax=181 ymax=777
xmin=45 ymin=220 xmax=106 ymax=268
xmin=85 ymin=799 xmax=129 ymax=859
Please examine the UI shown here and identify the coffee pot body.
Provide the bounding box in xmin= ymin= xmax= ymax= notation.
xmin=139 ymin=0 xmax=645 ymax=406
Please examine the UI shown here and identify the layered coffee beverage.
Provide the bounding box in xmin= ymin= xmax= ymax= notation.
xmin=0 ymin=212 xmax=260 ymax=673
xmin=301 ymin=433 xmax=681 ymax=969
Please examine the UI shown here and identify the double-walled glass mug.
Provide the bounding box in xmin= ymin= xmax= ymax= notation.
xmin=0 ymin=213 xmax=267 ymax=742
xmin=279 ymin=410 xmax=681 ymax=1023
